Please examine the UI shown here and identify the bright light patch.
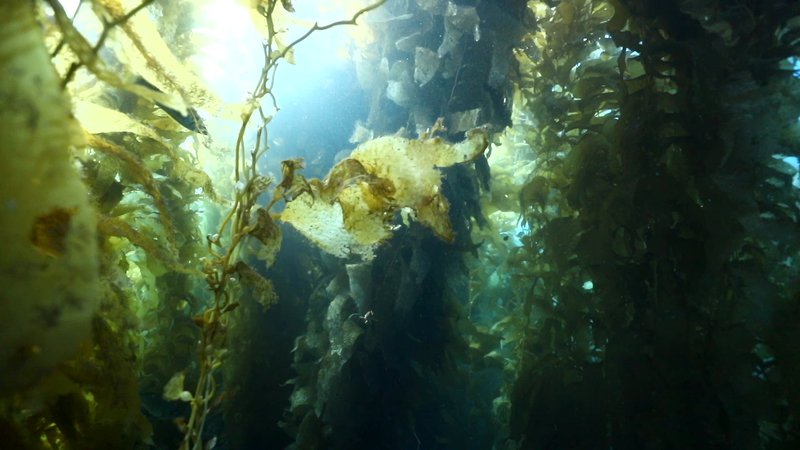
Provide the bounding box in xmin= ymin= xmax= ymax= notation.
xmin=772 ymin=154 xmax=799 ymax=188
xmin=582 ymin=280 xmax=594 ymax=291
xmin=191 ymin=0 xmax=367 ymax=111
xmin=53 ymin=1 xmax=103 ymax=51
xmin=785 ymin=156 xmax=800 ymax=188
xmin=58 ymin=0 xmax=81 ymax=16
xmin=191 ymin=0 xmax=263 ymax=104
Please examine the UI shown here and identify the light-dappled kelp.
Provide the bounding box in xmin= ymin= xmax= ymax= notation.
xmin=0 ymin=0 xmax=100 ymax=396
xmin=4 ymin=0 xmax=799 ymax=448
xmin=178 ymin=2 xmax=387 ymax=447
xmin=280 ymin=126 xmax=489 ymax=259
xmin=4 ymin=0 xmax=390 ymax=448
xmin=0 ymin=2 xmax=106 ymax=447
xmin=503 ymin=1 xmax=800 ymax=448
xmin=0 ymin=1 xmax=169 ymax=448
xmin=4 ymin=5 xmax=405 ymax=449
xmin=0 ymin=0 xmax=221 ymax=447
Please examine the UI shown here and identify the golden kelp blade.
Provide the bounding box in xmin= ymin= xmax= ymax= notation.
xmin=99 ymin=0 xmax=221 ymax=114
xmin=281 ymin=128 xmax=488 ymax=259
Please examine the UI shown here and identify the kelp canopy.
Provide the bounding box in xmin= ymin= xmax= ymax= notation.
xmin=1 ymin=0 xmax=799 ymax=449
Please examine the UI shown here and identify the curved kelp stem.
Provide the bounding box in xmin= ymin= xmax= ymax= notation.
xmin=180 ymin=2 xmax=386 ymax=449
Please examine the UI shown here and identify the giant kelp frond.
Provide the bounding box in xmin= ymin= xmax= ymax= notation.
xmin=88 ymin=134 xmax=178 ymax=247
xmin=505 ymin=0 xmax=800 ymax=448
xmin=180 ymin=2 xmax=387 ymax=448
xmin=0 ymin=1 xmax=216 ymax=448
xmin=280 ymin=127 xmax=489 ymax=259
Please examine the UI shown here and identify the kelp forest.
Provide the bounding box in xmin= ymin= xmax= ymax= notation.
xmin=1 ymin=0 xmax=799 ymax=449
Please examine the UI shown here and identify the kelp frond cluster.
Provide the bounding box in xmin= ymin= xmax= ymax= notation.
xmin=2 ymin=0 xmax=800 ymax=449
xmin=281 ymin=126 xmax=489 ymax=259
xmin=493 ymin=0 xmax=800 ymax=448
xmin=1 ymin=0 xmax=384 ymax=449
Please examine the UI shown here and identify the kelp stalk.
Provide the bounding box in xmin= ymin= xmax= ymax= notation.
xmin=0 ymin=0 xmax=100 ymax=394
xmin=180 ymin=2 xmax=386 ymax=449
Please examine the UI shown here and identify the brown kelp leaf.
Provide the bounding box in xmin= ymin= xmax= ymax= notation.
xmin=30 ymin=208 xmax=76 ymax=257
xmin=520 ymin=176 xmax=550 ymax=211
xmin=87 ymin=134 xmax=176 ymax=246
xmin=97 ymin=217 xmax=197 ymax=275
xmin=234 ymin=262 xmax=277 ymax=310
xmin=249 ymin=208 xmax=282 ymax=266
xmin=249 ymin=208 xmax=280 ymax=245
xmin=281 ymin=128 xmax=489 ymax=258
xmin=273 ymin=158 xmax=313 ymax=204
xmin=322 ymin=158 xmax=371 ymax=199
xmin=173 ymin=157 xmax=217 ymax=201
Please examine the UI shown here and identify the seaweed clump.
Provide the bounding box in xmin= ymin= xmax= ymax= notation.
xmin=281 ymin=125 xmax=489 ymax=259
xmin=498 ymin=0 xmax=800 ymax=448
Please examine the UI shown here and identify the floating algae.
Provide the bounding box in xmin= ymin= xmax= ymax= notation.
xmin=280 ymin=127 xmax=488 ymax=259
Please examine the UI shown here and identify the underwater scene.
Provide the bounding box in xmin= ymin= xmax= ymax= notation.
xmin=1 ymin=0 xmax=800 ymax=449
